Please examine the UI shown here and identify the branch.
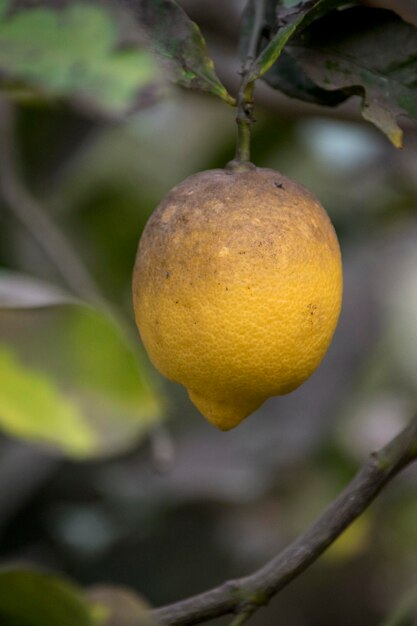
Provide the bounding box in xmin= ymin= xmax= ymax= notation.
xmin=232 ymin=0 xmax=264 ymax=165
xmin=228 ymin=606 xmax=256 ymax=626
xmin=153 ymin=413 xmax=417 ymax=625
xmin=0 ymin=99 xmax=104 ymax=305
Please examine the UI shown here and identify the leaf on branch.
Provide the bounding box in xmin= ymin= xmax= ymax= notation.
xmin=283 ymin=8 xmax=417 ymax=147
xmin=0 ymin=271 xmax=164 ymax=459
xmin=0 ymin=568 xmax=93 ymax=626
xmin=263 ymin=50 xmax=349 ymax=106
xmin=89 ymin=586 xmax=160 ymax=626
xmin=0 ymin=0 xmax=163 ymax=116
xmin=119 ymin=0 xmax=235 ymax=105
xmin=243 ymin=0 xmax=348 ymax=82
xmin=247 ymin=2 xmax=417 ymax=147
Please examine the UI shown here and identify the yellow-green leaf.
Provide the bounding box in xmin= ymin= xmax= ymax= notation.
xmin=0 ymin=568 xmax=93 ymax=626
xmin=0 ymin=346 xmax=95 ymax=457
xmin=0 ymin=272 xmax=164 ymax=459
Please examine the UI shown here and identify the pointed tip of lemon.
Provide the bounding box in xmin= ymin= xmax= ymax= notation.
xmin=187 ymin=389 xmax=264 ymax=431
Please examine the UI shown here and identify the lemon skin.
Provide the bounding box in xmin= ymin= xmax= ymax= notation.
xmin=133 ymin=167 xmax=343 ymax=430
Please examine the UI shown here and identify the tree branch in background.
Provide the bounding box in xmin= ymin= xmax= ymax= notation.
xmin=153 ymin=413 xmax=417 ymax=625
xmin=0 ymin=99 xmax=104 ymax=305
xmin=232 ymin=0 xmax=264 ymax=165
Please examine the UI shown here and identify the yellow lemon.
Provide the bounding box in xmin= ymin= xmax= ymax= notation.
xmin=132 ymin=166 xmax=342 ymax=430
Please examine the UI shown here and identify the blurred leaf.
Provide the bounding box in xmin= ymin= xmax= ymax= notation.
xmin=263 ymin=50 xmax=348 ymax=107
xmin=0 ymin=0 xmax=7 ymax=18
xmin=244 ymin=0 xmax=347 ymax=82
xmin=0 ymin=0 xmax=162 ymax=116
xmin=0 ymin=568 xmax=93 ymax=626
xmin=0 ymin=344 xmax=96 ymax=457
xmin=0 ymin=270 xmax=78 ymax=309
xmin=271 ymin=8 xmax=417 ymax=147
xmin=89 ymin=586 xmax=159 ymax=626
xmin=0 ymin=568 xmax=159 ymax=626
xmin=324 ymin=513 xmax=373 ymax=562
xmin=0 ymin=272 xmax=163 ymax=459
xmin=120 ymin=0 xmax=235 ymax=105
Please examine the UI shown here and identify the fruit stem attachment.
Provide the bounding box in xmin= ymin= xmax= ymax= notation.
xmin=233 ymin=0 xmax=265 ymax=166
xmin=235 ymin=81 xmax=254 ymax=164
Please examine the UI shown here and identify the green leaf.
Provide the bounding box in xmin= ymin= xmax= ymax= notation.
xmin=0 ymin=272 xmax=164 ymax=459
xmin=263 ymin=50 xmax=349 ymax=107
xmin=0 ymin=0 xmax=9 ymax=19
xmin=245 ymin=0 xmax=349 ymax=82
xmin=243 ymin=2 xmax=417 ymax=146
xmin=120 ymin=0 xmax=235 ymax=105
xmin=0 ymin=1 xmax=162 ymax=115
xmin=0 ymin=568 xmax=93 ymax=626
xmin=0 ymin=345 xmax=96 ymax=457
xmin=0 ymin=568 xmax=159 ymax=626
xmin=285 ymin=8 xmax=417 ymax=146
xmin=89 ymin=586 xmax=160 ymax=626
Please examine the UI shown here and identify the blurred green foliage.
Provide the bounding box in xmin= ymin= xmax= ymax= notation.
xmin=0 ymin=568 xmax=92 ymax=626
xmin=0 ymin=0 xmax=162 ymax=115
xmin=0 ymin=568 xmax=159 ymax=625
xmin=0 ymin=281 xmax=163 ymax=458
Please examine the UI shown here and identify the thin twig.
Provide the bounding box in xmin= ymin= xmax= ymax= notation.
xmin=153 ymin=414 xmax=417 ymax=625
xmin=228 ymin=607 xmax=256 ymax=626
xmin=233 ymin=0 xmax=264 ymax=164
xmin=0 ymin=99 xmax=104 ymax=305
xmin=245 ymin=0 xmax=265 ymax=68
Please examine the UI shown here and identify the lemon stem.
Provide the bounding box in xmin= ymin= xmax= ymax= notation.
xmin=235 ymin=81 xmax=254 ymax=164
xmin=234 ymin=0 xmax=264 ymax=165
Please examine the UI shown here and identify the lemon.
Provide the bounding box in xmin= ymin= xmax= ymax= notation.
xmin=132 ymin=166 xmax=342 ymax=430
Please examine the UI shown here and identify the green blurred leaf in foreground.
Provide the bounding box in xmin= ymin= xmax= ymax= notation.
xmin=0 ymin=271 xmax=164 ymax=459
xmin=0 ymin=568 xmax=159 ymax=626
xmin=0 ymin=568 xmax=93 ymax=626
xmin=0 ymin=0 xmax=163 ymax=115
xmin=120 ymin=0 xmax=236 ymax=105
